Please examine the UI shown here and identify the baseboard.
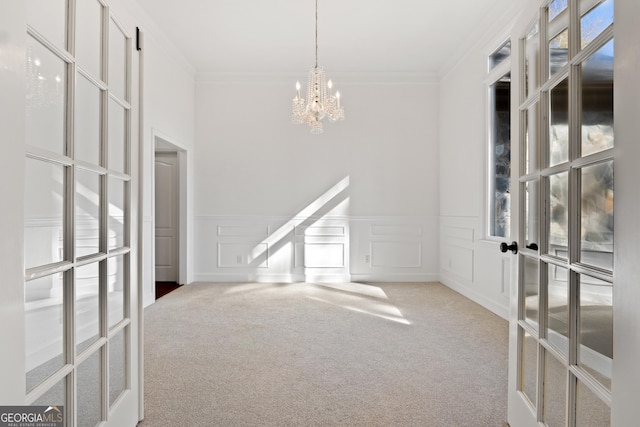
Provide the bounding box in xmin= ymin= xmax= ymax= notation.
xmin=439 ymin=273 xmax=509 ymax=320
xmin=193 ymin=272 xmax=438 ymax=284
xmin=350 ymin=273 xmax=439 ymax=283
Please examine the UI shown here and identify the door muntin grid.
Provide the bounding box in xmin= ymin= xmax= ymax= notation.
xmin=24 ymin=0 xmax=133 ymax=424
xmin=516 ymin=0 xmax=614 ymax=424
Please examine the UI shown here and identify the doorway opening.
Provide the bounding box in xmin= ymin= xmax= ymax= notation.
xmin=153 ymin=134 xmax=188 ymax=300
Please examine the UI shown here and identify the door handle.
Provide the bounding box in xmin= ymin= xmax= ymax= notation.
xmin=500 ymin=241 xmax=518 ymax=254
xmin=526 ymin=243 xmax=538 ymax=251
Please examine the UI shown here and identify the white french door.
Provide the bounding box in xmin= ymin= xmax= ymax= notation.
xmin=21 ymin=0 xmax=140 ymax=426
xmin=508 ymin=0 xmax=640 ymax=426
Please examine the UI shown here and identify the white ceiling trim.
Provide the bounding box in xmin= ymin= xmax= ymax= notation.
xmin=195 ymin=71 xmax=440 ymax=85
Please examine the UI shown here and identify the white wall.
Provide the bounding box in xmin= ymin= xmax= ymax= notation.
xmin=109 ymin=0 xmax=196 ymax=306
xmin=194 ymin=74 xmax=439 ymax=283
xmin=438 ymin=7 xmax=521 ymax=319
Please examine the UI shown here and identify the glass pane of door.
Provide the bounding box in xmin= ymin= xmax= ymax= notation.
xmin=512 ymin=1 xmax=614 ymax=425
xmin=76 ymin=0 xmax=103 ymax=79
xmin=581 ymin=40 xmax=614 ymax=156
xmin=76 ymin=262 xmax=101 ymax=353
xmin=76 ymin=168 xmax=101 ymax=257
xmin=26 ymin=36 xmax=66 ymax=155
xmin=25 ymin=273 xmax=65 ymax=392
xmin=549 ymin=79 xmax=569 ymax=166
xmin=543 ymin=350 xmax=567 ymax=427
xmin=24 ymin=158 xmax=65 ymax=269
xmin=75 ymin=74 xmax=102 ymax=165
xmin=546 ymin=264 xmax=569 ymax=355
xmin=548 ymin=172 xmax=568 ymax=258
xmin=27 ymin=0 xmax=67 ymax=49
xmin=578 ymin=274 xmax=612 ymax=389
xmin=77 ymin=350 xmax=102 ymax=427
xmin=580 ymin=161 xmax=614 ymax=270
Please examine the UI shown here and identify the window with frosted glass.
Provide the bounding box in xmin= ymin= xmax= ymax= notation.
xmin=489 ymin=40 xmax=511 ymax=70
xmin=489 ymin=73 xmax=511 ymax=238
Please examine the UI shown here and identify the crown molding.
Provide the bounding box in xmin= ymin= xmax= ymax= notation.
xmin=195 ymin=71 xmax=439 ymax=85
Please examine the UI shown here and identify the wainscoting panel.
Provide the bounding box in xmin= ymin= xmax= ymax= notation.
xmin=195 ymin=215 xmax=438 ymax=283
xmin=218 ymin=225 xmax=270 ymax=237
xmin=303 ymin=243 xmax=345 ymax=268
xmin=371 ymin=241 xmax=422 ymax=268
xmin=440 ymin=244 xmax=474 ymax=281
xmin=371 ymin=224 xmax=422 ymax=237
xmin=438 ymin=216 xmax=509 ymax=319
xmin=218 ymin=242 xmax=269 ymax=268
xmin=295 ymin=225 xmax=346 ymax=237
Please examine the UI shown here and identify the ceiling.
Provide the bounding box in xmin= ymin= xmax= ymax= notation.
xmin=134 ymin=0 xmax=516 ymax=76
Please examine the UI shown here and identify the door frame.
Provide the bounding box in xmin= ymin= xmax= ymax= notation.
xmin=150 ymin=130 xmax=189 ymax=303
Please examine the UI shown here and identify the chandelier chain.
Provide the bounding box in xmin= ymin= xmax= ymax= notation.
xmin=315 ymin=0 xmax=318 ymax=68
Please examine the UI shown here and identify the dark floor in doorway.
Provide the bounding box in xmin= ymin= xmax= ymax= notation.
xmin=156 ymin=282 xmax=182 ymax=299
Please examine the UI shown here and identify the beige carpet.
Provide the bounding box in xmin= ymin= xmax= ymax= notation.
xmin=139 ymin=282 xmax=508 ymax=426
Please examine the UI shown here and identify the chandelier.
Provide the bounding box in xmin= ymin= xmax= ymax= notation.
xmin=292 ymin=0 xmax=345 ymax=134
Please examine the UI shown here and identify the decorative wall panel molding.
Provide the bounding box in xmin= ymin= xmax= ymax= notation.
xmin=371 ymin=241 xmax=422 ymax=268
xmin=217 ymin=225 xmax=270 ymax=237
xmin=371 ymin=224 xmax=422 ymax=237
xmin=295 ymin=225 xmax=346 ymax=237
xmin=302 ymin=243 xmax=345 ymax=268
xmin=441 ymin=225 xmax=475 ymax=245
xmin=194 ymin=215 xmax=437 ymax=283
xmin=440 ymin=244 xmax=474 ymax=281
xmin=218 ymin=242 xmax=269 ymax=268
